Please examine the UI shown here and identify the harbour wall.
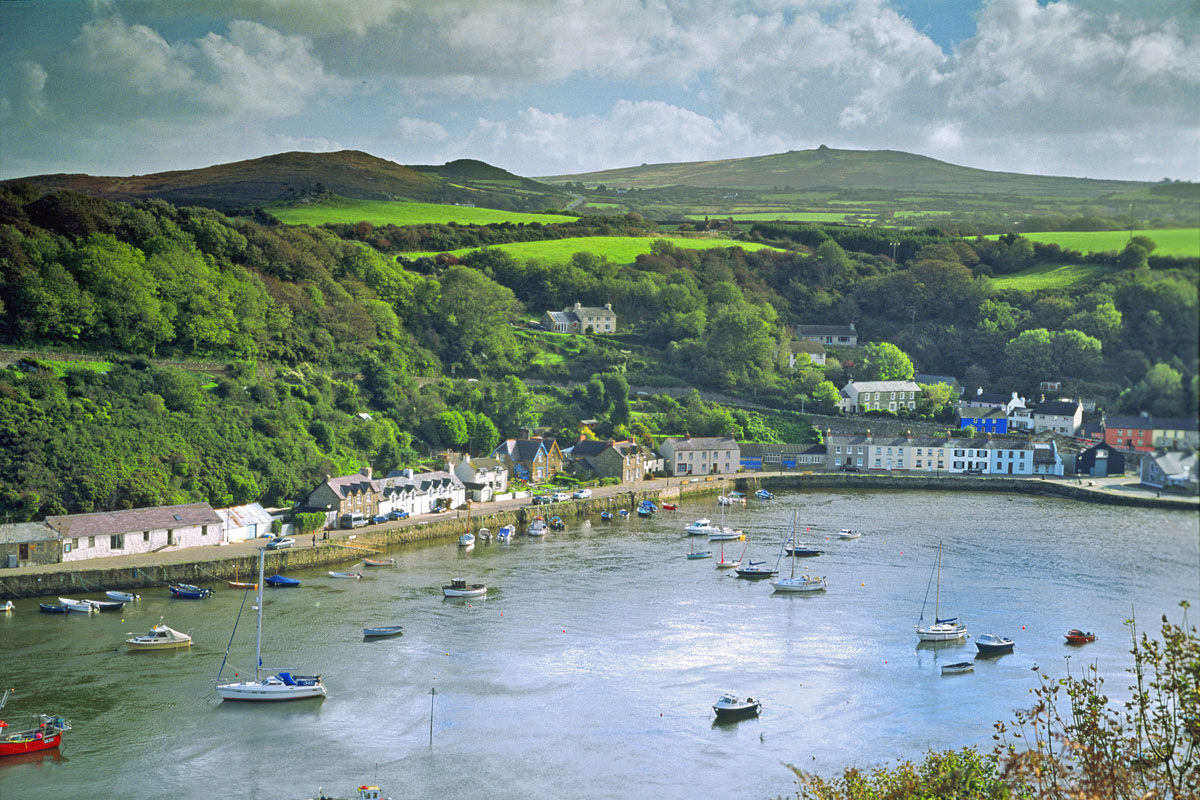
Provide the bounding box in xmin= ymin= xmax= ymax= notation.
xmin=0 ymin=475 xmax=1189 ymax=600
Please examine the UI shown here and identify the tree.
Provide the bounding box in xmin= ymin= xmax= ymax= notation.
xmin=858 ymin=342 xmax=915 ymax=381
xmin=919 ymin=382 xmax=955 ymax=415
xmin=434 ymin=410 xmax=468 ymax=449
xmin=811 ymin=381 xmax=842 ymax=414
xmin=1119 ymin=242 xmax=1149 ymax=270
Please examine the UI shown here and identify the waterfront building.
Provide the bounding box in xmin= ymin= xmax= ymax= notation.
xmin=660 ymin=435 xmax=740 ymax=476
xmin=49 ymin=503 xmax=223 ymax=563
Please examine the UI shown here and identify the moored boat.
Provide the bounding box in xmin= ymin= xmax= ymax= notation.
xmin=1065 ymin=628 xmax=1096 ymax=644
xmin=685 ymin=517 xmax=715 ymax=535
xmin=228 ymin=580 xmax=257 ymax=590
xmin=836 ymin=529 xmax=862 ymax=539
xmin=38 ymin=603 xmax=67 ymax=614
xmin=363 ymin=625 xmax=404 ymax=638
xmin=526 ymin=516 xmax=547 ymax=536
xmin=169 ymin=583 xmax=214 ymax=599
xmin=735 ymin=560 xmax=777 ymax=579
xmin=477 ymin=528 xmax=491 ymax=542
xmin=442 ymin=578 xmax=487 ymax=598
xmin=328 ymin=571 xmax=362 ymax=579
xmin=497 ymin=525 xmax=515 ymax=541
xmin=617 ymin=509 xmax=629 ymax=519
xmin=105 ymin=590 xmax=140 ymax=603
xmin=755 ymin=489 xmax=775 ymax=500
xmin=941 ymin=661 xmax=974 ymax=674
xmin=712 ymin=692 xmax=761 ymax=720
xmin=915 ymin=542 xmax=968 ymax=642
xmin=1 ymin=600 xmax=11 ymax=613
xmin=57 ymin=597 xmax=97 ymax=614
xmin=599 ymin=511 xmax=613 ymax=522
xmin=458 ymin=532 xmax=475 ymax=548
xmin=264 ymin=575 xmax=300 ymax=587
xmin=772 ymin=574 xmax=827 ymax=593
xmin=975 ymin=633 xmax=1015 ymax=654
xmin=126 ymin=622 xmax=192 ymax=650
xmin=362 ymin=558 xmax=396 ymax=567
xmin=548 ymin=516 xmax=565 ymax=530
xmin=85 ymin=599 xmax=125 ymax=612
xmin=661 ymin=503 xmax=678 ymax=511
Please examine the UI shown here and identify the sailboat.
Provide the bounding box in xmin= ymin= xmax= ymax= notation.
xmin=772 ymin=511 xmax=827 ymax=593
xmin=714 ymin=538 xmax=741 ymax=569
xmin=915 ymin=541 xmax=967 ymax=642
xmin=687 ymin=535 xmax=712 ymax=560
xmin=215 ymin=549 xmax=326 ymax=701
xmin=734 ymin=536 xmax=777 ymax=579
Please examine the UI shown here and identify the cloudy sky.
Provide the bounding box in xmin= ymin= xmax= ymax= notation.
xmin=1 ymin=0 xmax=1196 ymax=182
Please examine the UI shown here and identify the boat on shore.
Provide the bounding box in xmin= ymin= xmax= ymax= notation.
xmin=712 ymin=693 xmax=761 ymax=720
xmin=443 ymin=578 xmax=487 ymax=598
xmin=1065 ymin=628 xmax=1096 ymax=644
xmin=126 ymin=622 xmax=192 ymax=650
xmin=975 ymin=633 xmax=1015 ymax=655
xmin=363 ymin=625 xmax=403 ymax=638
xmin=0 ymin=691 xmax=71 ymax=758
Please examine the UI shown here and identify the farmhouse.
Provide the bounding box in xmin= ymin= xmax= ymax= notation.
xmin=541 ymin=302 xmax=617 ymax=334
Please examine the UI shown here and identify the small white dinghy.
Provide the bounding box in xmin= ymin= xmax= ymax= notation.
xmin=106 ymin=590 xmax=140 ymax=603
xmin=58 ymin=597 xmax=97 ymax=614
xmin=941 ymin=661 xmax=974 ymax=675
xmin=458 ymin=533 xmax=475 ymax=548
xmin=836 ymin=529 xmax=862 ymax=539
xmin=442 ymin=578 xmax=487 ymax=598
xmin=328 ymin=571 xmax=362 ymax=579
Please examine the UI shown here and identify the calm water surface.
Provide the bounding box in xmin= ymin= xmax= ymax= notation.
xmin=2 ymin=490 xmax=1197 ymax=799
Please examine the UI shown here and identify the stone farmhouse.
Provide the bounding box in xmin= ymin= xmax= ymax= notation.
xmin=541 ymin=302 xmax=617 ymax=334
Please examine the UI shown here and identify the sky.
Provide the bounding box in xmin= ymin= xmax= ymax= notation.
xmin=0 ymin=0 xmax=1196 ymax=183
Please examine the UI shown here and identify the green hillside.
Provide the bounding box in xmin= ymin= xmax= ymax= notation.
xmin=402 ymin=235 xmax=784 ymax=262
xmin=983 ymin=228 xmax=1199 ymax=258
xmin=270 ymin=197 xmax=578 ymax=227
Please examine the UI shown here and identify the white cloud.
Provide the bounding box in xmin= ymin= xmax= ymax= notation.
xmin=395 ymin=116 xmax=447 ymax=142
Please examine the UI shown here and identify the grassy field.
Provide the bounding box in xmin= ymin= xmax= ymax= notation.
xmin=988 ymin=262 xmax=1123 ymax=291
xmin=984 ymin=228 xmax=1199 ymax=258
xmin=270 ymin=197 xmax=578 ymax=227
xmin=402 ymin=235 xmax=785 ymax=262
xmin=685 ymin=212 xmax=848 ymax=222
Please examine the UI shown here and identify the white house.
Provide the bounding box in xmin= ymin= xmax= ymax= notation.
xmin=50 ymin=503 xmax=224 ymax=563
xmin=453 ymin=454 xmax=509 ymax=502
xmin=840 ymin=380 xmax=921 ymax=413
xmin=1139 ymin=450 xmax=1199 ymax=491
xmin=788 ymin=339 xmax=827 ymax=368
xmin=659 ymin=436 xmax=740 ymax=476
xmin=1031 ymin=400 xmax=1083 ymax=436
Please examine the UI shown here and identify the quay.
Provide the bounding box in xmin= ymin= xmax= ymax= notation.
xmin=0 ymin=472 xmax=1192 ymax=600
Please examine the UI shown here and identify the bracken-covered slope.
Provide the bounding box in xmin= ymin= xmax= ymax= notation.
xmin=541 ymin=146 xmax=1151 ymax=198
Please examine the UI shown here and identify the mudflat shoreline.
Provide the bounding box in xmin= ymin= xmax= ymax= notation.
xmin=1 ymin=472 xmax=1191 ymax=599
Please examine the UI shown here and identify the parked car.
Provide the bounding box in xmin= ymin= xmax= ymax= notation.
xmin=964 ymin=468 xmax=984 ymax=476
xmin=572 ymin=488 xmax=592 ymax=500
xmin=532 ymin=494 xmax=553 ymax=505
xmin=369 ymin=514 xmax=389 ymax=524
xmin=388 ymin=510 xmax=410 ymax=520
xmin=551 ymin=492 xmax=571 ymax=502
xmin=265 ymin=537 xmax=294 ymax=550
xmin=839 ymin=465 xmax=861 ymax=473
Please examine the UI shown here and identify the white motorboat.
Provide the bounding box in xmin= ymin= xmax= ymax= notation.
xmin=105 ymin=590 xmax=140 ymax=603
xmin=126 ymin=621 xmax=192 ymax=650
xmin=57 ymin=597 xmax=96 ymax=614
xmin=712 ymin=692 xmax=761 ymax=719
xmin=707 ymin=529 xmax=744 ymax=541
xmin=497 ymin=525 xmax=515 ymax=542
xmin=836 ymin=529 xmax=862 ymax=539
xmin=684 ymin=518 xmax=715 ymax=535
xmin=442 ymin=578 xmax=487 ymax=598
xmin=975 ymin=633 xmax=1015 ymax=654
xmin=915 ymin=541 xmax=968 ymax=642
xmin=215 ymin=549 xmax=326 ymax=702
xmin=477 ymin=528 xmax=491 ymax=542
xmin=458 ymin=533 xmax=475 ymax=548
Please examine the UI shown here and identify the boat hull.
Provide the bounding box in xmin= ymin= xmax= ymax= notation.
xmin=105 ymin=590 xmax=139 ymax=602
xmin=38 ymin=603 xmax=67 ymax=614
xmin=0 ymin=731 xmax=62 ymax=757
xmin=712 ymin=702 xmax=761 ymax=719
xmin=771 ymin=577 xmax=826 ymax=593
xmin=942 ymin=662 xmax=974 ymax=674
xmin=362 ymin=558 xmax=395 ymax=567
xmin=916 ymin=624 xmax=968 ymax=642
xmin=215 ymin=681 xmax=326 ymax=701
xmin=363 ymin=626 xmax=404 ymax=638
xmin=443 ymin=586 xmax=487 ymax=597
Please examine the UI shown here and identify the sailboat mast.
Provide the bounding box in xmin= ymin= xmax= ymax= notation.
xmin=255 ymin=548 xmax=265 ymax=681
xmin=934 ymin=542 xmax=942 ymax=620
xmin=790 ymin=512 xmax=798 ymax=579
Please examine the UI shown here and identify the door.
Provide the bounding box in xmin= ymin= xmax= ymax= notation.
xmin=19 ymin=543 xmax=29 ymax=560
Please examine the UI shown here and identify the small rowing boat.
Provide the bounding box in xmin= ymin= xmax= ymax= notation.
xmin=362 ymin=558 xmax=396 ymax=567
xmin=363 ymin=625 xmax=404 ymax=638
xmin=329 ymin=571 xmax=362 ymax=579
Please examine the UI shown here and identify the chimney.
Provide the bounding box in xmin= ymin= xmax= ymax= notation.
xmin=359 ymin=466 xmax=372 ymax=478
xmin=574 ymin=301 xmax=582 ymax=310
xmin=401 ymin=468 xmax=414 ymax=479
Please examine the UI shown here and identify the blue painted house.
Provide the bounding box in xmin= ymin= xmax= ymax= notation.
xmin=958 ymin=406 xmax=1009 ymax=435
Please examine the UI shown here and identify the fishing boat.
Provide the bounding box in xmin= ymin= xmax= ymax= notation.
xmin=548 ymin=516 xmax=565 ymax=530
xmin=105 ymin=590 xmax=140 ymax=603
xmin=915 ymin=542 xmax=967 ymax=642
xmin=783 ymin=541 xmax=822 ymax=557
xmin=941 ymin=661 xmax=974 ymax=675
xmin=38 ymin=603 xmax=67 ymax=614
xmin=526 ymin=516 xmax=547 ymax=536
xmin=599 ymin=511 xmax=613 ymax=522
xmin=617 ymin=509 xmax=629 ymax=519
xmin=362 ymin=558 xmax=396 ymax=567
xmin=712 ymin=692 xmax=761 ymax=720
xmin=265 ymin=575 xmax=300 ymax=587
xmin=836 ymin=529 xmax=862 ymax=539
xmin=497 ymin=525 xmax=515 ymax=541
xmin=755 ymin=489 xmax=775 ymax=500
xmin=458 ymin=532 xmax=475 ymax=548
xmin=362 ymin=625 xmax=403 ymax=638
xmin=126 ymin=621 xmax=192 ymax=650
xmin=57 ymin=597 xmax=96 ymax=614
xmin=975 ymin=633 xmax=1015 ymax=655
xmin=85 ymin=599 xmax=125 ymax=612
xmin=2 ymin=601 xmax=11 ymax=613
xmin=214 ymin=550 xmax=326 ymax=702
xmin=0 ymin=690 xmax=70 ymax=758
xmin=169 ymin=583 xmax=214 ymax=599
xmin=1064 ymin=628 xmax=1096 ymax=644
xmin=328 ymin=571 xmax=362 ymax=579
xmin=442 ymin=578 xmax=487 ymax=598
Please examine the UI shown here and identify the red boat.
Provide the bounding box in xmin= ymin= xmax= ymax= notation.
xmin=662 ymin=503 xmax=678 ymax=511
xmin=0 ymin=715 xmax=71 ymax=757
xmin=1065 ymin=628 xmax=1096 ymax=644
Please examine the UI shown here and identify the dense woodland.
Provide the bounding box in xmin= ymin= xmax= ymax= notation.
xmin=0 ymin=184 xmax=1196 ymax=519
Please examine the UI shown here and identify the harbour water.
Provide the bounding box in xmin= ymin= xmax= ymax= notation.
xmin=2 ymin=490 xmax=1197 ymax=799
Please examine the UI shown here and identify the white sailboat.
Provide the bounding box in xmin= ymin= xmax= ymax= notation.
xmin=915 ymin=541 xmax=967 ymax=642
xmin=772 ymin=511 xmax=827 ymax=593
xmin=215 ymin=549 xmax=326 ymax=701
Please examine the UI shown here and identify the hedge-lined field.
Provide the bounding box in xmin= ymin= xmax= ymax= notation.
xmin=402 ymin=235 xmax=785 ymax=262
xmin=270 ymin=197 xmax=579 ymax=227
xmin=988 ymin=262 xmax=1123 ymax=291
xmin=983 ymin=228 xmax=1199 ymax=258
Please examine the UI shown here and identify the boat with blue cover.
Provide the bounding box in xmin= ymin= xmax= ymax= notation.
xmin=265 ymin=575 xmax=300 ymax=587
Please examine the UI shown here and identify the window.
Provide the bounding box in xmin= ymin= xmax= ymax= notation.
xmin=202 ymin=525 xmax=208 ymax=536
xmin=110 ymin=534 xmax=125 ymax=550
xmin=63 ymin=542 xmax=72 ymax=553
xmin=143 ymin=531 xmax=150 ymax=542
xmin=874 ymin=459 xmax=881 ymax=467
xmin=835 ymin=446 xmax=842 ymax=454
xmin=167 ymin=530 xmax=175 ymax=546
xmin=88 ymin=536 xmax=95 ymax=548
xmin=71 ymin=537 xmax=78 ymax=549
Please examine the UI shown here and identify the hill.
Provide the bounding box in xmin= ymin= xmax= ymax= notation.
xmin=2 ymin=151 xmax=573 ymax=213
xmin=541 ymin=145 xmax=1152 ymax=198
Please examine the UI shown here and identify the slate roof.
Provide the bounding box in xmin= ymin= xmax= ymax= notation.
xmin=662 ymin=436 xmax=739 ymax=450
xmin=47 ymin=503 xmax=222 ymax=538
xmin=789 ymin=340 xmax=826 ymax=354
xmin=324 ymin=473 xmax=376 ymax=499
xmin=570 ymin=439 xmax=617 ymax=457
xmin=846 ymin=380 xmax=920 ymax=392
xmin=1034 ymin=401 xmax=1082 ymax=417
xmin=959 ymin=406 xmax=1009 ymax=419
xmin=796 ymin=324 xmax=856 ymax=336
